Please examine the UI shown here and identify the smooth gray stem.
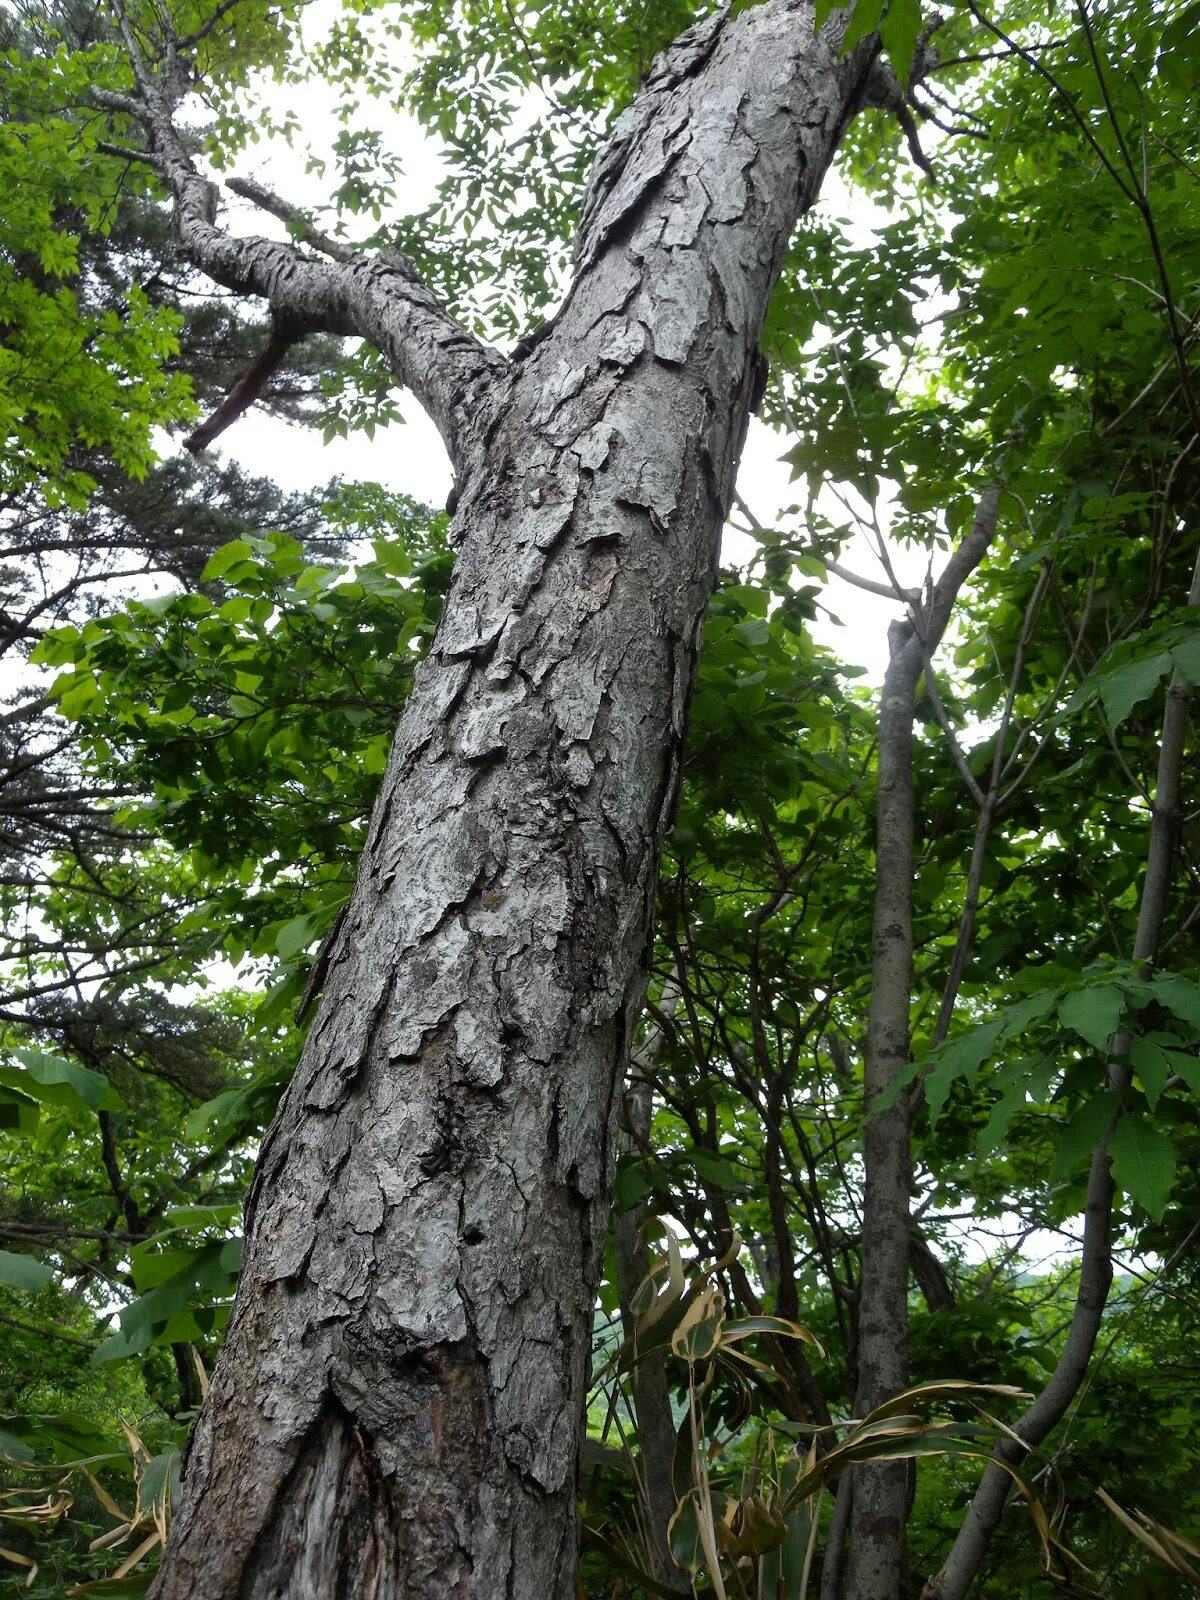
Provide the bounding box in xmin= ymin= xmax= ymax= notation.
xmin=926 ymin=544 xmax=1200 ymax=1600
xmin=845 ymin=488 xmax=999 ymax=1600
xmin=613 ymin=980 xmax=689 ymax=1591
xmin=820 ymin=1473 xmax=853 ymax=1600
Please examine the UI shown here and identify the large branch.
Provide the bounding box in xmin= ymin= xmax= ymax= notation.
xmin=91 ymin=74 xmax=506 ymax=473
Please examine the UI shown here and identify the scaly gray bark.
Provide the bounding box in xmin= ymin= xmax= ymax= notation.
xmin=843 ymin=490 xmax=999 ymax=1600
xmin=94 ymin=5 xmax=896 ymax=1596
xmin=924 ymin=542 xmax=1200 ymax=1600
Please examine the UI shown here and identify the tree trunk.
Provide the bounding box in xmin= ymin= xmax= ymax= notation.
xmin=843 ymin=615 xmax=920 ymax=1600
xmin=149 ymin=8 xmax=885 ymax=1597
xmin=924 ymin=542 xmax=1200 ymax=1600
xmin=844 ymin=493 xmax=998 ymax=1600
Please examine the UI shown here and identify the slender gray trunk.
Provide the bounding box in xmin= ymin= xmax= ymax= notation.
xmin=925 ymin=544 xmax=1200 ymax=1600
xmin=844 ymin=493 xmax=999 ymax=1600
xmin=843 ymin=615 xmax=920 ymax=1600
xmin=141 ymin=7 xmax=887 ymax=1596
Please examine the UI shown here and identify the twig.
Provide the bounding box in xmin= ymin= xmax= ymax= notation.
xmin=225 ymin=175 xmax=353 ymax=264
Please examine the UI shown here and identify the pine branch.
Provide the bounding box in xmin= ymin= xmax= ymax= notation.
xmin=184 ymin=321 xmax=298 ymax=453
xmin=90 ymin=9 xmax=508 ymax=471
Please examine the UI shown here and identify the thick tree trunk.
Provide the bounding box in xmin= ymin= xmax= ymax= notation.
xmin=150 ymin=7 xmax=883 ymax=1597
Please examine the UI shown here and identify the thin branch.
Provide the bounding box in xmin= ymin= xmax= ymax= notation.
xmin=96 ymin=138 xmax=161 ymax=168
xmin=929 ymin=40 xmax=1070 ymax=72
xmin=0 ymin=1309 xmax=97 ymax=1348
xmin=827 ymin=555 xmax=919 ymax=602
xmin=175 ymin=0 xmax=246 ymax=52
xmin=225 ymin=176 xmax=353 ymax=264
xmin=927 ymin=540 xmax=1200 ymax=1600
xmin=962 ymin=1 xmax=1138 ymax=206
xmin=732 ymin=491 xmax=919 ymax=601
xmin=915 ymin=660 xmax=987 ymax=809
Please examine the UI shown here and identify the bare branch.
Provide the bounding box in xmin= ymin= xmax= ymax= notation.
xmin=184 ymin=320 xmax=299 ymax=453
xmin=827 ymin=556 xmax=920 ymax=602
xmin=916 ymin=661 xmax=987 ymax=808
xmin=731 ymin=492 xmax=920 ymax=602
xmin=225 ymin=176 xmax=353 ymax=264
xmin=89 ymin=48 xmax=508 ymax=472
xmin=96 ymin=137 xmax=161 ymax=168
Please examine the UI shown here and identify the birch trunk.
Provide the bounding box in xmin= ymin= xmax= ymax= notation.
xmin=147 ymin=6 xmax=885 ymax=1596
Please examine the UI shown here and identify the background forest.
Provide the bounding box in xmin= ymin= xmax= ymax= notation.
xmin=1 ymin=0 xmax=1199 ymax=1594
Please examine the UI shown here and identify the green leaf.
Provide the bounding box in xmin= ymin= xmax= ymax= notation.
xmin=0 ymin=1426 xmax=36 ymax=1465
xmin=977 ymin=1055 xmax=1056 ymax=1153
xmin=3 ymin=1049 xmax=124 ymax=1113
xmin=668 ymin=1490 xmax=706 ymax=1576
xmin=1163 ymin=1050 xmax=1200 ymax=1095
xmin=1152 ymin=973 xmax=1200 ymax=1031
xmin=613 ymin=1158 xmax=650 ymax=1212
xmin=922 ymin=1018 xmax=1005 ymax=1120
xmin=0 ymin=1084 xmax=40 ymax=1136
xmin=0 ymin=1249 xmax=53 ymax=1293
xmin=880 ymin=0 xmax=922 ymax=85
xmin=1051 ymin=1095 xmax=1115 ymax=1182
xmin=138 ymin=1448 xmax=182 ymax=1518
xmin=1129 ymin=1037 xmax=1172 ymax=1111
xmin=1058 ymin=985 xmax=1124 ymax=1052
xmin=842 ymin=0 xmax=885 ymax=51
xmin=999 ymin=987 xmax=1061 ymax=1038
xmin=691 ymin=1148 xmax=742 ymax=1191
xmin=1169 ymin=634 xmax=1200 ymax=685
xmin=66 ymin=1577 xmax=154 ymax=1597
xmin=200 ymin=538 xmax=254 ymax=581
xmin=275 ymin=914 xmax=317 ymax=962
xmin=1095 ymin=651 xmax=1172 ymax=727
xmin=1109 ymin=1115 xmax=1175 ymax=1221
